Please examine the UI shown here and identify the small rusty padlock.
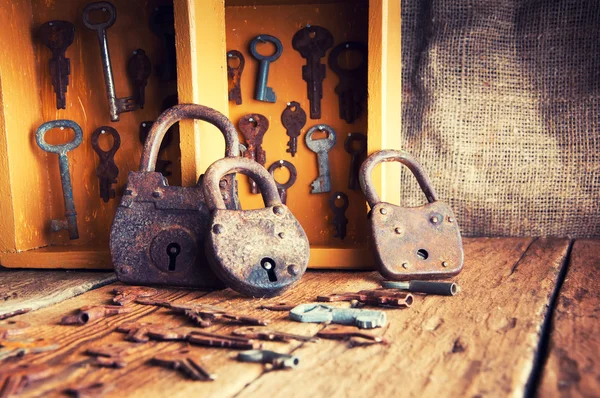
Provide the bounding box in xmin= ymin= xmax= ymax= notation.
xmin=203 ymin=157 xmax=310 ymax=297
xmin=359 ymin=150 xmax=464 ymax=280
xmin=110 ymin=104 xmax=240 ymax=288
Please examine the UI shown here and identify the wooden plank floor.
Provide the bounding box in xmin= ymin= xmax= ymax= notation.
xmin=0 ymin=237 xmax=582 ymax=397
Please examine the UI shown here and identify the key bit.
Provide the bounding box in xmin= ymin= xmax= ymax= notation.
xmin=91 ymin=126 xmax=120 ymax=203
xmin=317 ymin=324 xmax=388 ymax=347
xmin=0 ymin=364 xmax=52 ymax=398
xmin=381 ymin=280 xmax=461 ymax=296
xmin=0 ymin=320 xmax=30 ymax=339
xmin=152 ymin=350 xmax=215 ymax=381
xmin=281 ymin=101 xmax=307 ymax=157
xmin=305 ymin=125 xmax=336 ymax=194
xmin=290 ymin=303 xmax=387 ymax=329
xmin=227 ymin=50 xmax=245 ymax=105
xmin=39 ymin=21 xmax=74 ymax=110
xmin=330 ymin=192 xmax=349 ymax=240
xmin=60 ymin=305 xmax=131 ymax=325
xmin=238 ymin=114 xmax=269 ymax=194
xmin=112 ymin=286 xmax=158 ymax=306
xmin=139 ymin=120 xmax=173 ymax=177
xmin=292 ymin=25 xmax=334 ymax=119
xmin=237 ymin=350 xmax=299 ymax=370
xmin=268 ymin=160 xmax=297 ymax=205
xmin=345 ymin=133 xmax=367 ymax=190
xmin=250 ymin=35 xmax=283 ymax=102
xmin=128 ymin=48 xmax=152 ymax=109
xmin=232 ymin=327 xmax=318 ymax=343
xmin=329 ymin=41 xmax=368 ymax=124
xmin=317 ymin=289 xmax=414 ymax=308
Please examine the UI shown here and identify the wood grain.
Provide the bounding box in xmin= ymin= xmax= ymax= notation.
xmin=539 ymin=240 xmax=600 ymax=397
xmin=0 ymin=237 xmax=569 ymax=397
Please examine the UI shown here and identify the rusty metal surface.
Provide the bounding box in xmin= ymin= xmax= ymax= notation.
xmin=238 ymin=114 xmax=269 ymax=194
xmin=317 ymin=289 xmax=414 ymax=308
xmin=317 ymin=325 xmax=388 ymax=347
xmin=91 ymin=126 xmax=120 ymax=203
xmin=0 ymin=364 xmax=53 ymax=398
xmin=281 ymin=101 xmax=307 ymax=156
xmin=227 ymin=50 xmax=245 ymax=105
xmin=203 ymin=157 xmax=310 ymax=297
xmin=359 ymin=150 xmax=464 ymax=281
xmin=111 ymin=286 xmax=157 ymax=306
xmin=111 ymin=104 xmax=241 ymax=288
xmin=128 ymin=48 xmax=151 ymax=109
xmin=152 ymin=350 xmax=216 ymax=381
xmin=39 ymin=20 xmax=74 ymax=109
xmin=60 ymin=305 xmax=131 ymax=325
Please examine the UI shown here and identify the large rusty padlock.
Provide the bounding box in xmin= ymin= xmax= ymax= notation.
xmin=359 ymin=150 xmax=464 ymax=280
xmin=203 ymin=157 xmax=310 ymax=297
xmin=110 ymin=104 xmax=240 ymax=288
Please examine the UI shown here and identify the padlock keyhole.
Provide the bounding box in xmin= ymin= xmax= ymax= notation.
xmin=166 ymin=242 xmax=181 ymax=271
xmin=261 ymin=258 xmax=278 ymax=282
xmin=416 ymin=249 xmax=429 ymax=260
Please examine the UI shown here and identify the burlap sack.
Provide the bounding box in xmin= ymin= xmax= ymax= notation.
xmin=400 ymin=0 xmax=600 ymax=237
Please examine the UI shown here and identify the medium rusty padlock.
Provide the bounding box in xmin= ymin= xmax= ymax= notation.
xmin=359 ymin=150 xmax=464 ymax=280
xmin=203 ymin=157 xmax=310 ymax=297
xmin=110 ymin=104 xmax=240 ymax=288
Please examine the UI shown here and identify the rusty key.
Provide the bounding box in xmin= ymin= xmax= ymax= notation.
xmin=330 ymin=192 xmax=349 ymax=240
xmin=0 ymin=364 xmax=52 ymax=398
xmin=317 ymin=289 xmax=414 ymax=308
xmin=239 ymin=114 xmax=269 ymax=194
xmin=227 ymin=50 xmax=245 ymax=105
xmin=139 ymin=121 xmax=173 ymax=177
xmin=232 ymin=326 xmax=318 ymax=343
xmin=281 ymin=101 xmax=307 ymax=157
xmin=128 ymin=48 xmax=152 ymax=109
xmin=345 ymin=133 xmax=367 ymax=190
xmin=39 ymin=21 xmax=74 ymax=110
xmin=35 ymin=120 xmax=83 ymax=240
xmin=268 ymin=160 xmax=297 ymax=205
xmin=292 ymin=25 xmax=334 ymax=119
xmin=187 ymin=331 xmax=261 ymax=350
xmin=91 ymin=126 xmax=120 ymax=203
xmin=317 ymin=324 xmax=388 ymax=346
xmin=60 ymin=305 xmax=131 ymax=325
xmin=112 ymin=286 xmax=157 ymax=306
xmin=152 ymin=350 xmax=215 ymax=381
xmin=329 ymin=42 xmax=368 ymax=124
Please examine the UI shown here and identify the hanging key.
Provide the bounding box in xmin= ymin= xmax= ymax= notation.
xmin=329 ymin=42 xmax=368 ymax=124
xmin=292 ymin=25 xmax=333 ymax=119
xmin=139 ymin=121 xmax=173 ymax=177
xmin=344 ymin=133 xmax=367 ymax=190
xmin=83 ymin=1 xmax=137 ymax=122
xmin=239 ymin=114 xmax=269 ymax=194
xmin=39 ymin=21 xmax=74 ymax=110
xmin=281 ymin=101 xmax=307 ymax=157
xmin=227 ymin=50 xmax=245 ymax=105
xmin=305 ymin=124 xmax=336 ymax=194
xmin=152 ymin=350 xmax=216 ymax=381
xmin=249 ymin=35 xmax=283 ymax=103
xmin=329 ymin=192 xmax=349 ymax=240
xmin=35 ymin=120 xmax=82 ymax=240
xmin=268 ymin=160 xmax=297 ymax=205
xmin=91 ymin=126 xmax=120 ymax=203
xmin=128 ymin=48 xmax=151 ymax=109
xmin=150 ymin=5 xmax=177 ymax=81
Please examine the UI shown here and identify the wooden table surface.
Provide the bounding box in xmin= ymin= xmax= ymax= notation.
xmin=0 ymin=237 xmax=597 ymax=398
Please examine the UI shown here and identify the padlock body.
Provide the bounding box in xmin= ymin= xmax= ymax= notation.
xmin=369 ymin=201 xmax=464 ymax=280
xmin=110 ymin=171 xmax=235 ymax=288
xmin=206 ymin=205 xmax=309 ymax=297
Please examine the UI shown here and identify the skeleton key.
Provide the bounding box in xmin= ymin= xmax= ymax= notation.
xmin=128 ymin=48 xmax=152 ymax=109
xmin=187 ymin=331 xmax=261 ymax=350
xmin=227 ymin=50 xmax=245 ymax=105
xmin=281 ymin=101 xmax=307 ymax=156
xmin=35 ymin=120 xmax=83 ymax=240
xmin=39 ymin=21 xmax=74 ymax=110
xmin=305 ymin=124 xmax=336 ymax=193
xmin=239 ymin=114 xmax=269 ymax=194
xmin=91 ymin=126 xmax=120 ymax=203
xmin=150 ymin=6 xmax=177 ymax=81
xmin=0 ymin=364 xmax=52 ymax=398
xmin=83 ymin=2 xmax=137 ymax=121
xmin=268 ymin=160 xmax=297 ymax=205
xmin=139 ymin=121 xmax=173 ymax=177
xmin=329 ymin=42 xmax=368 ymax=124
xmin=345 ymin=133 xmax=367 ymax=190
xmin=292 ymin=25 xmax=334 ymax=119
xmin=111 ymin=286 xmax=157 ymax=306
xmin=232 ymin=326 xmax=318 ymax=343
xmin=330 ymin=192 xmax=349 ymax=240
xmin=152 ymin=350 xmax=215 ymax=381
xmin=249 ymin=35 xmax=283 ymax=102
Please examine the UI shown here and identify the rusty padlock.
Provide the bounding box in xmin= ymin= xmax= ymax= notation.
xmin=203 ymin=157 xmax=310 ymax=297
xmin=110 ymin=104 xmax=240 ymax=288
xmin=359 ymin=150 xmax=464 ymax=280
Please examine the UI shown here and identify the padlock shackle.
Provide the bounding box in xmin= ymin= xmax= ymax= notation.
xmin=139 ymin=104 xmax=240 ymax=172
xmin=204 ymin=157 xmax=282 ymax=210
xmin=359 ymin=149 xmax=439 ymax=208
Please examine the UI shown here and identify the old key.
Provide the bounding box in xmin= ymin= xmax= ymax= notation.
xmin=345 ymin=133 xmax=367 ymax=190
xmin=239 ymin=114 xmax=269 ymax=193
xmin=305 ymin=124 xmax=336 ymax=193
xmin=128 ymin=49 xmax=152 ymax=109
xmin=139 ymin=121 xmax=173 ymax=177
xmin=268 ymin=160 xmax=297 ymax=205
xmin=250 ymin=35 xmax=283 ymax=102
xmin=281 ymin=101 xmax=307 ymax=157
xmin=35 ymin=120 xmax=82 ymax=240
xmin=91 ymin=126 xmax=120 ymax=203
xmin=83 ymin=1 xmax=137 ymax=121
xmin=329 ymin=42 xmax=368 ymax=124
xmin=329 ymin=192 xmax=349 ymax=240
xmin=152 ymin=350 xmax=215 ymax=381
xmin=227 ymin=50 xmax=245 ymax=105
xmin=292 ymin=25 xmax=333 ymax=119
xmin=39 ymin=21 xmax=74 ymax=110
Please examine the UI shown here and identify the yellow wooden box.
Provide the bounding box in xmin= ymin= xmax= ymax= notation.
xmin=0 ymin=0 xmax=401 ymax=270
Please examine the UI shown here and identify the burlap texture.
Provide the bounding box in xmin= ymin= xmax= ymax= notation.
xmin=400 ymin=0 xmax=600 ymax=237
